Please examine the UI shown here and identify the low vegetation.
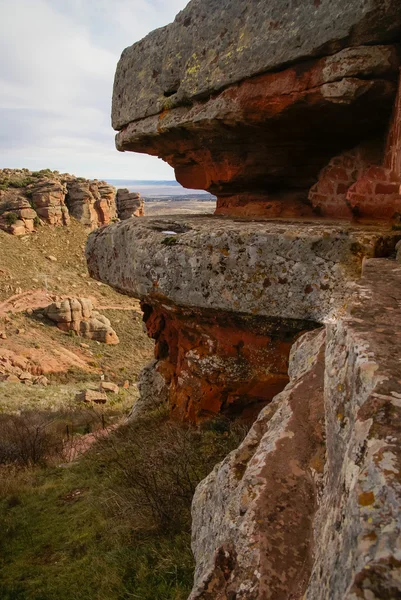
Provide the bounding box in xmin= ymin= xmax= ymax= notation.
xmin=0 ymin=407 xmax=245 ymax=599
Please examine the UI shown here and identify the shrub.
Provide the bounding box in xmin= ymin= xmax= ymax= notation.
xmin=92 ymin=407 xmax=245 ymax=532
xmin=33 ymin=216 xmax=41 ymax=228
xmin=5 ymin=212 xmax=18 ymax=226
xmin=0 ymin=413 xmax=64 ymax=467
xmin=0 ymin=407 xmax=247 ymax=599
xmin=8 ymin=177 xmax=34 ymax=188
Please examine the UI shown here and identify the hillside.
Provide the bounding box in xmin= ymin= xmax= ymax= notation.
xmin=0 ymin=218 xmax=153 ymax=416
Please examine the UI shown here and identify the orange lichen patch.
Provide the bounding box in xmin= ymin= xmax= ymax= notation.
xmin=142 ymin=301 xmax=316 ymax=423
xmin=359 ymin=491 xmax=375 ymax=506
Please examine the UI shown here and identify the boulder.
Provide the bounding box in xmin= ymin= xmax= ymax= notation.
xmin=116 ymin=188 xmax=144 ymax=220
xmin=100 ymin=381 xmax=119 ymax=394
xmin=76 ymin=389 xmax=108 ymax=404
xmin=45 ymin=298 xmax=119 ymax=345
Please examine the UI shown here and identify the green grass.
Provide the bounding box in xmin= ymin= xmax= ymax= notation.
xmin=0 ymin=409 xmax=244 ymax=599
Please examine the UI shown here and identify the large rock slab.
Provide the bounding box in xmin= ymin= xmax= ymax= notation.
xmin=190 ymin=327 xmax=326 ymax=599
xmin=86 ymin=216 xmax=400 ymax=322
xmin=112 ymin=0 xmax=401 ymax=127
xmin=190 ymin=258 xmax=401 ymax=599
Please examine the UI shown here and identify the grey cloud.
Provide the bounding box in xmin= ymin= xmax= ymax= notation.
xmin=0 ymin=0 xmax=189 ymax=178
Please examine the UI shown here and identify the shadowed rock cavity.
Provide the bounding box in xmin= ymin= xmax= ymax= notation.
xmin=138 ymin=301 xmax=318 ymax=423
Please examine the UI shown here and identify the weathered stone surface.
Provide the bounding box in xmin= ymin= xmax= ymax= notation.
xmin=190 ymin=328 xmax=326 ymax=599
xmin=130 ymin=358 xmax=169 ymax=419
xmin=112 ymin=0 xmax=401 ymax=127
xmin=116 ymin=188 xmax=144 ymax=220
xmin=65 ymin=180 xmax=117 ymax=229
xmin=141 ymin=301 xmax=315 ymax=422
xmin=100 ymin=381 xmax=119 ymax=394
xmin=0 ymin=170 xmax=122 ymax=234
xmin=44 ymin=297 xmax=119 ymax=345
xmin=31 ymin=179 xmax=70 ymax=226
xmin=306 ymin=259 xmax=401 ymax=599
xmin=190 ymin=259 xmax=401 ymax=598
xmin=86 ymin=216 xmax=400 ymax=323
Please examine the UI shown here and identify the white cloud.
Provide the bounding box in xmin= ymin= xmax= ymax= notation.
xmin=0 ymin=0 xmax=189 ymax=179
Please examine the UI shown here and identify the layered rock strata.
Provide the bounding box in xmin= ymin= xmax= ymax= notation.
xmin=93 ymin=1 xmax=401 ymax=596
xmin=113 ymin=0 xmax=401 ymax=221
xmin=86 ymin=216 xmax=400 ymax=421
xmin=65 ymin=179 xmax=118 ymax=229
xmin=44 ymin=297 xmax=119 ymax=345
xmin=116 ymin=188 xmax=144 ymax=220
xmin=0 ymin=169 xmax=145 ymax=235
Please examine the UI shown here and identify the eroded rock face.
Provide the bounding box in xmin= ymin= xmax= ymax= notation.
xmin=307 ymin=259 xmax=401 ymax=599
xmin=116 ymin=188 xmax=144 ymax=220
xmin=190 ymin=328 xmax=326 ymax=599
xmin=141 ymin=302 xmax=315 ymax=422
xmin=44 ymin=297 xmax=119 ymax=345
xmin=65 ymin=180 xmax=117 ymax=229
xmin=112 ymin=0 xmax=401 ymax=220
xmin=0 ymin=170 xmax=123 ymax=234
xmin=31 ymin=179 xmax=70 ymax=227
xmin=190 ymin=259 xmax=401 ymax=599
xmin=86 ymin=216 xmax=401 ymax=323
xmin=86 ymin=216 xmax=401 ymax=422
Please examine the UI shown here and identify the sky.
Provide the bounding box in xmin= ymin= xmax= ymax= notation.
xmin=0 ymin=0 xmax=189 ymax=180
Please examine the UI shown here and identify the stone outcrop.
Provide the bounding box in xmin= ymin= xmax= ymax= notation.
xmin=65 ymin=179 xmax=118 ymax=229
xmin=86 ymin=216 xmax=401 ymax=421
xmin=0 ymin=169 xmax=145 ymax=235
xmin=113 ymin=0 xmax=401 ymax=221
xmin=31 ymin=179 xmax=70 ymax=227
xmin=190 ymin=327 xmax=326 ymax=599
xmin=116 ymin=188 xmax=144 ymax=220
xmin=190 ymin=260 xmax=401 ymax=599
xmin=44 ymin=297 xmax=119 ymax=345
xmin=85 ymin=1 xmax=401 ymax=597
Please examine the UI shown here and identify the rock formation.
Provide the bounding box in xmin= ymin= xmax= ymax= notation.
xmin=65 ymin=179 xmax=118 ymax=228
xmin=44 ymin=297 xmax=119 ymax=345
xmin=113 ymin=0 xmax=401 ymax=221
xmin=116 ymin=188 xmax=144 ymax=219
xmin=86 ymin=1 xmax=401 ymax=597
xmin=0 ymin=169 xmax=144 ymax=235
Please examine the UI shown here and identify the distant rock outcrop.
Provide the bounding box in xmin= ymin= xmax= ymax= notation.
xmin=0 ymin=169 xmax=144 ymax=235
xmin=65 ymin=179 xmax=118 ymax=228
xmin=44 ymin=297 xmax=119 ymax=345
xmin=116 ymin=188 xmax=144 ymax=219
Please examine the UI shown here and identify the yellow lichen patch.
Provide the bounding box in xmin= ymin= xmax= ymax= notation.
xmin=358 ymin=491 xmax=375 ymax=506
xmin=310 ymin=453 xmax=325 ymax=474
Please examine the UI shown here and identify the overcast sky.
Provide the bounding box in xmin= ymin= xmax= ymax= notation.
xmin=0 ymin=0 xmax=189 ymax=179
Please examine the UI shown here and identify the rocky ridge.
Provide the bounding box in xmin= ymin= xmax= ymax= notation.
xmin=0 ymin=169 xmax=144 ymax=235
